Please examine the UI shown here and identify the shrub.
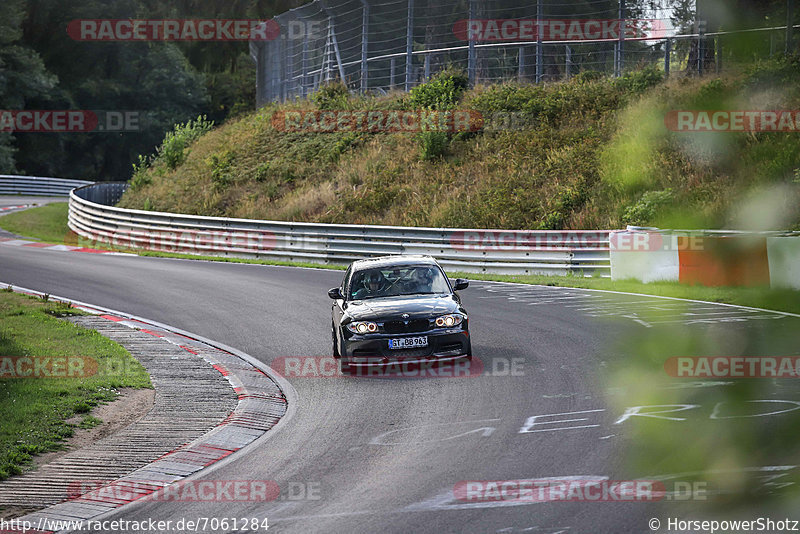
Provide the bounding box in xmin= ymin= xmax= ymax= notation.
xmin=418 ymin=130 xmax=449 ymax=160
xmin=573 ymin=70 xmax=605 ymax=84
xmin=312 ymin=82 xmax=350 ymax=110
xmin=129 ymin=155 xmax=152 ymax=192
xmin=614 ymin=66 xmax=664 ymax=94
xmin=206 ymin=150 xmax=236 ymax=190
xmin=156 ymin=115 xmax=214 ymax=171
xmin=622 ymin=189 xmax=675 ymax=226
xmin=407 ymin=68 xmax=469 ymax=110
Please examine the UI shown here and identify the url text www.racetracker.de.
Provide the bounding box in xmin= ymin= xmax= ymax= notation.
xmin=0 ymin=516 xmax=269 ymax=533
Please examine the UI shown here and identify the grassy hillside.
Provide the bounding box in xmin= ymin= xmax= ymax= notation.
xmin=118 ymin=59 xmax=800 ymax=231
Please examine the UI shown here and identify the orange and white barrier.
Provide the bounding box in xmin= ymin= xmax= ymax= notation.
xmin=610 ymin=230 xmax=800 ymax=289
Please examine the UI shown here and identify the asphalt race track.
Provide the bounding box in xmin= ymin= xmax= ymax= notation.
xmin=1 ymin=241 xmax=799 ymax=533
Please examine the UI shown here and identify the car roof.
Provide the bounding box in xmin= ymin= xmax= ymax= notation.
xmin=350 ymin=255 xmax=440 ymax=271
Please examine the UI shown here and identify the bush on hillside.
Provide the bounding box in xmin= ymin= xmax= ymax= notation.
xmin=406 ymin=68 xmax=469 ymax=111
xmin=311 ymin=82 xmax=350 ymax=110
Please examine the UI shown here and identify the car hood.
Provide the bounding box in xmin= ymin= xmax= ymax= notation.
xmin=345 ymin=294 xmax=461 ymax=321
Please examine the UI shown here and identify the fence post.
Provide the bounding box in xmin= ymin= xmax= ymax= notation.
xmin=405 ymin=0 xmax=414 ymax=91
xmin=697 ymin=19 xmax=706 ymax=75
xmin=468 ymin=0 xmax=476 ymax=85
xmin=518 ymin=46 xmax=524 ymax=82
xmin=329 ymin=19 xmax=346 ymax=82
xmin=424 ymin=53 xmax=430 ymax=80
xmin=788 ymin=0 xmax=796 ymax=55
xmin=664 ymin=38 xmax=671 ymax=77
xmin=536 ymin=0 xmax=543 ymax=82
xmin=616 ymin=0 xmax=624 ymax=77
xmin=360 ymin=0 xmax=369 ymax=93
xmin=716 ymin=36 xmax=721 ymax=73
xmin=390 ymin=57 xmax=396 ymax=89
xmin=565 ymin=45 xmax=571 ymax=80
xmin=301 ymin=28 xmax=309 ymax=97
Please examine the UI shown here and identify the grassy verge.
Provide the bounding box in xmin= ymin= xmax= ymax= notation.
xmin=0 ymin=202 xmax=71 ymax=243
xmin=3 ymin=203 xmax=800 ymax=315
xmin=449 ymin=272 xmax=800 ymax=316
xmin=0 ymin=290 xmax=152 ymax=481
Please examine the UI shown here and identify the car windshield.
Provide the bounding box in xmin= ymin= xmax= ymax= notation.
xmin=348 ymin=265 xmax=450 ymax=300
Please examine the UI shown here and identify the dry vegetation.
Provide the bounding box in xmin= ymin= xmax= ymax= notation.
xmin=118 ymin=60 xmax=800 ymax=231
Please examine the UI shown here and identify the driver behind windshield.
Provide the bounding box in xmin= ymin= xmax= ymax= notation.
xmin=351 ymin=270 xmax=387 ymax=299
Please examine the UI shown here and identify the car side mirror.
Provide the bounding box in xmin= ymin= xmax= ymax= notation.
xmin=453 ymin=279 xmax=469 ymax=291
xmin=328 ymin=287 xmax=343 ymax=300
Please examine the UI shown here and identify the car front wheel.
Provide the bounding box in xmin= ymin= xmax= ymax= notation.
xmin=332 ymin=324 xmax=340 ymax=358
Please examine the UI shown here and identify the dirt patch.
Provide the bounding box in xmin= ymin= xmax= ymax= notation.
xmin=33 ymin=388 xmax=155 ymax=469
xmin=0 ymin=388 xmax=154 ymax=519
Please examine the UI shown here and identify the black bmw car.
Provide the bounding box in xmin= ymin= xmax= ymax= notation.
xmin=328 ymin=255 xmax=471 ymax=371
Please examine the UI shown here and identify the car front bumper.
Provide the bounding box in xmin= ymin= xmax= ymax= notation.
xmin=339 ymin=328 xmax=470 ymax=367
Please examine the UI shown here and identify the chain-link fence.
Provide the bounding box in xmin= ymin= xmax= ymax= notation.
xmin=249 ymin=0 xmax=799 ymax=106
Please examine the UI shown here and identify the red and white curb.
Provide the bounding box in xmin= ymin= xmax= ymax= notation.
xmin=0 ymin=204 xmax=32 ymax=212
xmin=0 ymin=237 xmax=135 ymax=256
xmin=0 ymin=284 xmax=297 ymax=534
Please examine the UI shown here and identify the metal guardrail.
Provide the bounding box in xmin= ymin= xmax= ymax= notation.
xmin=0 ymin=175 xmax=94 ymax=197
xmin=69 ymin=182 xmax=612 ymax=275
xmin=624 ymin=225 xmax=800 ymax=238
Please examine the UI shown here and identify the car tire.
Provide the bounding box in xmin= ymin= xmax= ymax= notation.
xmin=332 ymin=324 xmax=340 ymax=358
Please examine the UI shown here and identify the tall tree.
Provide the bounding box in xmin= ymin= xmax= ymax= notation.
xmin=0 ymin=0 xmax=57 ymax=173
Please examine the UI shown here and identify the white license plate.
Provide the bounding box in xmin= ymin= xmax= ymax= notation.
xmin=388 ymin=336 xmax=428 ymax=349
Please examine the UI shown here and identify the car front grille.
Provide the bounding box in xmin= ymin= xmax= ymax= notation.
xmin=386 ymin=347 xmax=432 ymax=359
xmin=382 ymin=319 xmax=431 ymax=334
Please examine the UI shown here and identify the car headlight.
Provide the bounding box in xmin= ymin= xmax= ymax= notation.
xmin=347 ymin=321 xmax=378 ymax=334
xmin=435 ymin=314 xmax=464 ymax=328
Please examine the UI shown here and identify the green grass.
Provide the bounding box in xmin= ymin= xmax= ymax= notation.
xmin=4 ymin=204 xmax=800 ymax=315
xmin=0 ymin=202 xmax=71 ymax=243
xmin=0 ymin=291 xmax=151 ymax=481
xmin=449 ymin=272 xmax=800 ymax=316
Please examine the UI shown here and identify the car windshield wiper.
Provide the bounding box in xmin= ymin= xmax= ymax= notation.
xmin=355 ymin=294 xmax=392 ymax=300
